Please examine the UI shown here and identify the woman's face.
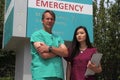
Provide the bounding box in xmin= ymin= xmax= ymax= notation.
xmin=76 ymin=28 xmax=86 ymax=43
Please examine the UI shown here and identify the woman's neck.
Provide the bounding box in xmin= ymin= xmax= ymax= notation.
xmin=80 ymin=42 xmax=87 ymax=50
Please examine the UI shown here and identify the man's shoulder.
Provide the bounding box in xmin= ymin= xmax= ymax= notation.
xmin=32 ymin=30 xmax=43 ymax=35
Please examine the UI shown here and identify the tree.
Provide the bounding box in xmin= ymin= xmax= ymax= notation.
xmin=0 ymin=0 xmax=4 ymax=48
xmin=93 ymin=0 xmax=120 ymax=79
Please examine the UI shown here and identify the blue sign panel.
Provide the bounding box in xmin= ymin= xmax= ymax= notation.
xmin=4 ymin=0 xmax=14 ymax=47
xmin=27 ymin=0 xmax=93 ymax=42
xmin=5 ymin=0 xmax=11 ymax=12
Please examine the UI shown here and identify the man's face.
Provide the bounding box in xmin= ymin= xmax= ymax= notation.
xmin=42 ymin=12 xmax=55 ymax=29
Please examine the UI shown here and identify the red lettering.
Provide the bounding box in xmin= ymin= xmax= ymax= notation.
xmin=75 ymin=5 xmax=79 ymax=11
xmin=59 ymin=3 xmax=64 ymax=9
xmin=54 ymin=2 xmax=58 ymax=9
xmin=79 ymin=5 xmax=83 ymax=12
xmin=49 ymin=2 xmax=53 ymax=8
xmin=41 ymin=0 xmax=49 ymax=7
xmin=64 ymin=3 xmax=68 ymax=10
xmin=35 ymin=0 xmax=85 ymax=14
xmin=36 ymin=0 xmax=40 ymax=6
xmin=69 ymin=4 xmax=74 ymax=11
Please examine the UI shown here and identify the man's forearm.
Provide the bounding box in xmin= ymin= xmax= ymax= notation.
xmin=49 ymin=45 xmax=68 ymax=57
xmin=39 ymin=52 xmax=57 ymax=59
xmin=34 ymin=42 xmax=68 ymax=57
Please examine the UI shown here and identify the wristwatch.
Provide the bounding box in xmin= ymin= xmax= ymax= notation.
xmin=49 ymin=46 xmax=52 ymax=52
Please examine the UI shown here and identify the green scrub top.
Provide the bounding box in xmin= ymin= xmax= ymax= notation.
xmin=30 ymin=29 xmax=64 ymax=80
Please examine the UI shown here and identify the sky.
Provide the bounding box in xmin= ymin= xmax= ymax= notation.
xmin=97 ymin=0 xmax=115 ymax=4
xmin=97 ymin=0 xmax=115 ymax=7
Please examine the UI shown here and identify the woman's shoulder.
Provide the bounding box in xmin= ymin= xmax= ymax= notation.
xmin=88 ymin=47 xmax=97 ymax=50
xmin=87 ymin=47 xmax=97 ymax=53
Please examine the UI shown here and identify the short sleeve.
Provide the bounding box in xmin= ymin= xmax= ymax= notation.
xmin=92 ymin=48 xmax=97 ymax=54
xmin=58 ymin=36 xmax=64 ymax=45
xmin=64 ymin=48 xmax=71 ymax=62
xmin=30 ymin=31 xmax=44 ymax=43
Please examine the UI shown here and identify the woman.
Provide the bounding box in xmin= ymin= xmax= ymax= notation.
xmin=64 ymin=26 xmax=102 ymax=80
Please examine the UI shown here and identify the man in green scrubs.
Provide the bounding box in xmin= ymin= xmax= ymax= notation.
xmin=30 ymin=10 xmax=68 ymax=80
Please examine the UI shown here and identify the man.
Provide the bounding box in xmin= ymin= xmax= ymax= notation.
xmin=30 ymin=10 xmax=68 ymax=80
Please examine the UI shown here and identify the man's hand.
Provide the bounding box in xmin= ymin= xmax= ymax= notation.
xmin=33 ymin=42 xmax=57 ymax=59
xmin=37 ymin=42 xmax=49 ymax=53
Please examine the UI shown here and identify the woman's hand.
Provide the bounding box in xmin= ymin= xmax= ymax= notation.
xmin=87 ymin=61 xmax=96 ymax=69
xmin=87 ymin=61 xmax=102 ymax=73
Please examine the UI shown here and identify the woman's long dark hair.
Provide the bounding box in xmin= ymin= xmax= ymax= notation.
xmin=70 ymin=26 xmax=93 ymax=61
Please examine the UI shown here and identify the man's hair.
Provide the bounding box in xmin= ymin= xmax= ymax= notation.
xmin=42 ymin=10 xmax=56 ymax=20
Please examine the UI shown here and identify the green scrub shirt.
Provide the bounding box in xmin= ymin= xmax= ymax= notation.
xmin=30 ymin=29 xmax=64 ymax=80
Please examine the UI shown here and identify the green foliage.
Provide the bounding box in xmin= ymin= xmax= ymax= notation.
xmin=0 ymin=0 xmax=4 ymax=32
xmin=0 ymin=50 xmax=15 ymax=79
xmin=0 ymin=0 xmax=4 ymax=48
xmin=93 ymin=0 xmax=120 ymax=79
